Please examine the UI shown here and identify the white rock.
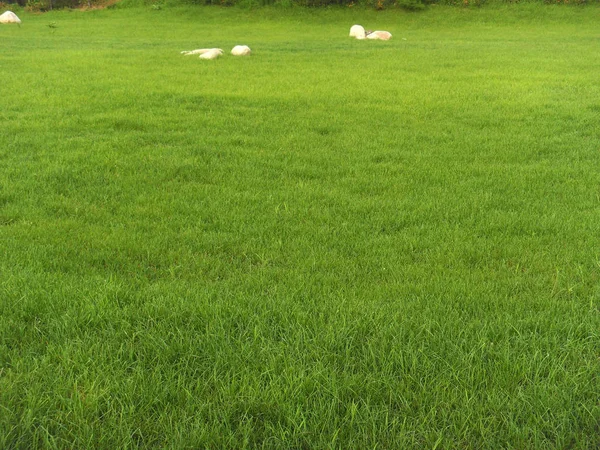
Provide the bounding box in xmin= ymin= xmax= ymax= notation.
xmin=366 ymin=30 xmax=392 ymax=41
xmin=0 ymin=11 xmax=21 ymax=24
xmin=199 ymin=48 xmax=223 ymax=60
xmin=349 ymin=24 xmax=365 ymax=40
xmin=231 ymin=45 xmax=251 ymax=56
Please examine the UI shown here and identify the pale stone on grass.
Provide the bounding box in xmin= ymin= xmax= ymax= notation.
xmin=231 ymin=45 xmax=251 ymax=56
xmin=0 ymin=11 xmax=21 ymax=24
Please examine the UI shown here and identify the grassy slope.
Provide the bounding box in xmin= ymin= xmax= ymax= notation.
xmin=1 ymin=5 xmax=600 ymax=448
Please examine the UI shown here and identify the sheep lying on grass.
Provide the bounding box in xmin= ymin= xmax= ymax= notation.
xmin=366 ymin=30 xmax=392 ymax=41
xmin=181 ymin=48 xmax=221 ymax=56
xmin=0 ymin=11 xmax=21 ymax=24
xmin=231 ymin=45 xmax=251 ymax=56
xmin=349 ymin=24 xmax=366 ymax=40
xmin=181 ymin=46 xmax=251 ymax=60
xmin=198 ymin=48 xmax=224 ymax=60
xmin=350 ymin=25 xmax=392 ymax=41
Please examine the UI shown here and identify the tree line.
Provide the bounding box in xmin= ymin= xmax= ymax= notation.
xmin=2 ymin=0 xmax=595 ymax=13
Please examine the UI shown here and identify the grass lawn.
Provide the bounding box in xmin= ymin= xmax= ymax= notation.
xmin=1 ymin=4 xmax=600 ymax=448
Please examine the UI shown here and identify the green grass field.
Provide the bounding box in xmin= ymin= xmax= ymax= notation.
xmin=1 ymin=4 xmax=600 ymax=448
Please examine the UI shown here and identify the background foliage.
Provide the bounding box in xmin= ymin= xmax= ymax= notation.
xmin=2 ymin=0 xmax=597 ymax=12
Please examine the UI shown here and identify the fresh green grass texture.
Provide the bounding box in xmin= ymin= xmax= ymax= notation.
xmin=1 ymin=5 xmax=600 ymax=448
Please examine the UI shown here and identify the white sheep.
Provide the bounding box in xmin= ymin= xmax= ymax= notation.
xmin=349 ymin=24 xmax=366 ymax=40
xmin=366 ymin=30 xmax=392 ymax=41
xmin=231 ymin=45 xmax=251 ymax=56
xmin=0 ymin=11 xmax=21 ymax=24
xmin=199 ymin=48 xmax=223 ymax=60
xmin=181 ymin=48 xmax=219 ymax=56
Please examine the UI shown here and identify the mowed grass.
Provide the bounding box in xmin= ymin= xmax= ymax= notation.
xmin=1 ymin=4 xmax=600 ymax=448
